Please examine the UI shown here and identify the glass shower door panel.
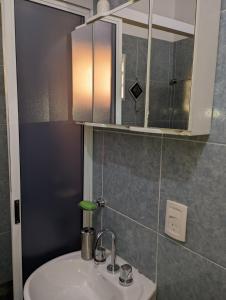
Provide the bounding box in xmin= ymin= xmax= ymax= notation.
xmin=15 ymin=0 xmax=84 ymax=281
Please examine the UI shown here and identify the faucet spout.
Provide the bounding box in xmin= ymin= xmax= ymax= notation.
xmin=94 ymin=229 xmax=120 ymax=273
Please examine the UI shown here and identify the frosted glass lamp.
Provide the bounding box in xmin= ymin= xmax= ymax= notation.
xmin=72 ymin=21 xmax=116 ymax=124
xmin=72 ymin=25 xmax=93 ymax=122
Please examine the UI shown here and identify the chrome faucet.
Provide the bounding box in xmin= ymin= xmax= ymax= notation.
xmin=94 ymin=229 xmax=120 ymax=273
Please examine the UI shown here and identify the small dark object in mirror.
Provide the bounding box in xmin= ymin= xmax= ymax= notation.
xmin=129 ymin=81 xmax=143 ymax=100
xmin=169 ymin=78 xmax=178 ymax=86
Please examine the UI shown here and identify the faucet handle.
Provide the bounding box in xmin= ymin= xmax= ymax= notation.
xmin=119 ymin=264 xmax=133 ymax=287
xmin=107 ymin=263 xmax=120 ymax=273
xmin=94 ymin=246 xmax=106 ymax=264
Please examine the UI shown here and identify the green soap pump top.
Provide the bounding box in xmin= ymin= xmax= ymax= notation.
xmin=79 ymin=200 xmax=97 ymax=211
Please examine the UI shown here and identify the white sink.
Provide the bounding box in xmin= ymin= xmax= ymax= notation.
xmin=24 ymin=251 xmax=156 ymax=300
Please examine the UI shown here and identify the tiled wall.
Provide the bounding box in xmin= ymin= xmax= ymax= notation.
xmin=149 ymin=38 xmax=172 ymax=129
xmin=0 ymin=12 xmax=12 ymax=285
xmin=93 ymin=1 xmax=226 ymax=299
xmin=170 ymin=38 xmax=194 ymax=129
xmin=121 ymin=33 xmax=193 ymax=128
xmin=149 ymin=37 xmax=194 ymax=129
xmin=121 ymin=34 xmax=147 ymax=126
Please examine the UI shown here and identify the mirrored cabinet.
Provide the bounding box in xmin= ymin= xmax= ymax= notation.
xmin=72 ymin=0 xmax=221 ymax=135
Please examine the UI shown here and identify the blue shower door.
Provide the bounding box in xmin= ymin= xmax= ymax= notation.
xmin=14 ymin=0 xmax=84 ymax=281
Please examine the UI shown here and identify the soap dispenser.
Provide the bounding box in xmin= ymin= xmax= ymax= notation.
xmin=81 ymin=227 xmax=95 ymax=260
xmin=79 ymin=201 xmax=97 ymax=260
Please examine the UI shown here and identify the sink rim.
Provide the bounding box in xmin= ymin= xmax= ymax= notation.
xmin=24 ymin=251 xmax=156 ymax=300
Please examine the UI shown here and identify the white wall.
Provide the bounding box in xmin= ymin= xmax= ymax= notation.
xmin=152 ymin=0 xmax=196 ymax=41
xmin=62 ymin=0 xmax=93 ymax=9
xmin=175 ymin=0 xmax=196 ymax=25
xmin=153 ymin=0 xmax=175 ymax=19
xmin=120 ymin=0 xmax=196 ymax=41
xmin=152 ymin=0 xmax=196 ymax=24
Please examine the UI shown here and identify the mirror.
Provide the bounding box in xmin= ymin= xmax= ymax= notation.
xmin=148 ymin=0 xmax=197 ymax=130
xmin=73 ymin=0 xmax=218 ymax=134
xmin=72 ymin=0 xmax=151 ymax=127
xmin=116 ymin=0 xmax=150 ymax=127
xmin=72 ymin=19 xmax=117 ymax=124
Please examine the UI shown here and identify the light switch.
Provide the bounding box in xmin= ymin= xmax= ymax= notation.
xmin=165 ymin=200 xmax=188 ymax=242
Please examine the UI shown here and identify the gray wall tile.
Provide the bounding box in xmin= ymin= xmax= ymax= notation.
xmin=122 ymin=79 xmax=145 ymax=126
xmin=0 ymin=232 xmax=12 ymax=284
xmin=122 ymin=33 xmax=148 ymax=126
xmin=160 ymin=139 xmax=226 ymax=267
xmin=93 ymin=130 xmax=104 ymax=200
xmin=137 ymin=37 xmax=148 ymax=82
xmin=149 ymin=81 xmax=170 ymax=128
xmin=169 ymin=43 xmax=174 ymax=80
xmin=122 ymin=34 xmax=137 ymax=81
xmin=93 ymin=207 xmax=102 ymax=234
xmin=149 ymin=36 xmax=193 ymax=130
xmin=148 ymin=37 xmax=193 ymax=130
xmin=92 ymin=130 xmax=106 ymax=235
xmin=93 ymin=0 xmax=97 ymax=13
xmin=150 ymin=39 xmax=171 ymax=82
xmin=173 ymin=38 xmax=194 ymax=81
xmin=103 ymin=207 xmax=157 ymax=281
xmin=222 ymin=0 xmax=226 ymax=11
xmin=103 ymin=131 xmax=161 ymax=230
xmin=122 ymin=83 xmax=137 ymax=125
xmin=201 ymin=11 xmax=226 ymax=144
xmin=135 ymin=93 xmax=146 ymax=126
xmin=157 ymin=236 xmax=226 ymax=300
xmin=171 ymin=79 xmax=191 ymax=130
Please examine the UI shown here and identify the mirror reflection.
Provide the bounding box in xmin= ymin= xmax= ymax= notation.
xmin=73 ymin=0 xmax=198 ymax=131
xmin=148 ymin=31 xmax=194 ymax=129
xmin=118 ymin=0 xmax=150 ymax=127
xmin=148 ymin=0 xmax=197 ymax=129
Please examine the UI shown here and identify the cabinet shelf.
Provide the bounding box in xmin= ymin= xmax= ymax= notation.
xmin=79 ymin=122 xmax=192 ymax=136
xmin=152 ymin=14 xmax=194 ymax=36
xmin=86 ymin=2 xmax=195 ymax=37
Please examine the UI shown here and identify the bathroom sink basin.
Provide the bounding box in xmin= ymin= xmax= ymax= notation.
xmin=24 ymin=251 xmax=156 ymax=300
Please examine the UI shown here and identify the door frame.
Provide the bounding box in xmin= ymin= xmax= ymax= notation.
xmin=1 ymin=0 xmax=93 ymax=299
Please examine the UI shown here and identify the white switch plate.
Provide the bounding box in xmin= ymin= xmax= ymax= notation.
xmin=165 ymin=200 xmax=188 ymax=242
